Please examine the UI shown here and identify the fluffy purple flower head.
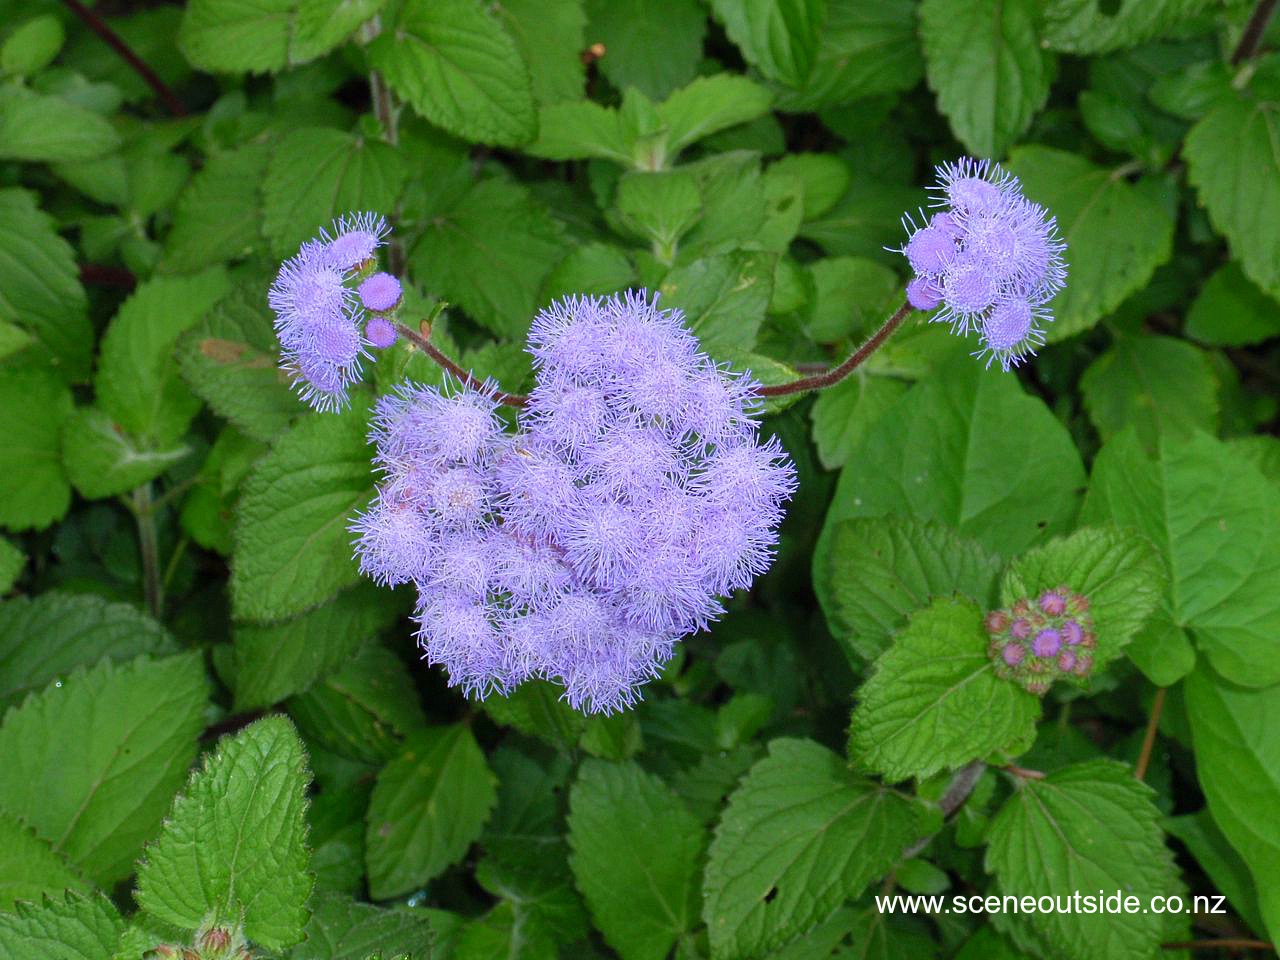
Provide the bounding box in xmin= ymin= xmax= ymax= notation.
xmin=322 ymin=212 xmax=389 ymax=272
xmin=365 ymin=317 xmax=397 ymax=349
xmin=898 ymin=158 xmax=1067 ymax=371
xmin=350 ymin=292 xmax=796 ymax=713
xmin=359 ymin=272 xmax=402 ymax=313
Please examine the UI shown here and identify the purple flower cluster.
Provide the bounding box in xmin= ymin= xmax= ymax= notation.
xmin=350 ymin=292 xmax=796 ymax=713
xmin=985 ymin=587 xmax=1096 ymax=695
xmin=268 ymin=212 xmax=402 ymax=410
xmin=899 ymin=158 xmax=1066 ymax=371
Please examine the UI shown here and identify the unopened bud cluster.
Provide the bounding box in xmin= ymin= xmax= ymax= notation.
xmin=984 ymin=586 xmax=1095 ymax=695
xmin=143 ymin=926 xmax=251 ymax=960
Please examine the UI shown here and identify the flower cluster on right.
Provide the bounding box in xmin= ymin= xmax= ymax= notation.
xmin=900 ymin=158 xmax=1067 ymax=371
xmin=985 ymin=586 xmax=1096 ymax=695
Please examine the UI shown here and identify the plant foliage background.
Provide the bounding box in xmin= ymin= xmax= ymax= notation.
xmin=1 ymin=0 xmax=1279 ymax=957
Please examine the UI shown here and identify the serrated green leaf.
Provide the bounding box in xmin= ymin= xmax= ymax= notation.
xmin=177 ymin=280 xmax=305 ymax=444
xmin=658 ymin=75 xmax=776 ymax=160
xmin=263 ymin=128 xmax=408 ymax=258
xmin=0 ymin=892 xmax=124 ymax=960
xmin=704 ymin=738 xmax=923 ymax=959
xmin=567 ymin=760 xmax=704 ymax=960
xmin=494 ymin=0 xmax=586 ymax=106
xmin=231 ymin=401 xmax=374 ymax=622
xmin=0 ymin=367 xmax=73 ymax=532
xmin=0 ymin=813 xmax=88 ymax=912
xmin=0 ymin=653 xmax=207 ymax=887
xmin=818 ymin=517 xmax=1002 ymax=662
xmin=136 ymin=716 xmax=313 ymax=950
xmin=291 ymin=893 xmax=435 ymax=960
xmin=179 ymin=0 xmax=386 ymax=73
xmin=370 ymin=0 xmax=536 ymax=147
xmin=1186 ymin=262 xmax=1280 ymax=347
xmin=849 ymin=599 xmax=1039 ymax=782
xmin=411 ymin=179 xmax=565 ymax=337
xmin=1007 ymin=146 xmax=1174 ymax=341
xmin=480 ymin=681 xmax=587 ymax=750
xmin=584 ymin=0 xmax=706 ymax=101
xmin=0 ymin=86 xmax=119 ymax=163
xmin=920 ymin=0 xmax=1051 ymax=157
xmin=711 ymin=0 xmax=825 ymax=88
xmin=1082 ymin=429 xmax=1280 ymax=687
xmin=1184 ymin=666 xmax=1280 ymax=945
xmin=161 ymin=143 xmax=269 ymax=273
xmin=366 ymin=725 xmax=497 ymax=899
xmin=0 ymin=189 xmax=91 ymax=381
xmin=660 ymin=251 xmax=775 ymax=354
xmin=1043 ymin=0 xmax=1212 ymax=55
xmin=61 ymin=407 xmax=190 ymax=500
xmin=985 ymin=760 xmax=1179 ymax=960
xmin=1080 ymin=334 xmax=1219 ymax=446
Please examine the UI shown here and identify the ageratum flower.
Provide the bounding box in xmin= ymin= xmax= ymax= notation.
xmin=899 ymin=158 xmax=1066 ymax=371
xmin=350 ymin=292 xmax=796 ymax=713
xmin=268 ymin=212 xmax=392 ymax=410
xmin=985 ymin=586 xmax=1096 ymax=695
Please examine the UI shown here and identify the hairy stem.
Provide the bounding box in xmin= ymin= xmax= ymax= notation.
xmin=900 ymin=760 xmax=986 ymax=860
xmin=758 ymin=301 xmax=914 ymax=398
xmin=362 ymin=16 xmax=405 ymax=275
xmin=1231 ymin=0 xmax=1278 ymax=64
xmin=59 ymin=0 xmax=187 ymax=115
xmin=1134 ymin=686 xmax=1167 ymax=782
xmin=131 ymin=484 xmax=165 ymax=620
xmin=394 ymin=321 xmax=529 ymax=407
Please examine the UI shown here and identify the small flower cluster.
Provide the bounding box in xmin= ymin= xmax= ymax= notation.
xmin=267 ymin=212 xmax=403 ymax=410
xmin=985 ymin=586 xmax=1096 ymax=695
xmin=351 ymin=292 xmax=796 ymax=713
xmin=899 ymin=158 xmax=1066 ymax=371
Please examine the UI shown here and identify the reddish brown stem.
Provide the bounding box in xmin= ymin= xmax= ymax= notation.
xmin=1231 ymin=0 xmax=1278 ymax=65
xmin=1004 ymin=763 xmax=1047 ymax=781
xmin=758 ymin=301 xmax=914 ymax=398
xmin=1135 ymin=686 xmax=1167 ymax=782
xmin=1162 ymin=939 xmax=1274 ymax=952
xmin=394 ymin=322 xmax=528 ymax=407
xmin=60 ymin=0 xmax=187 ymax=116
xmin=79 ymin=263 xmax=137 ymax=290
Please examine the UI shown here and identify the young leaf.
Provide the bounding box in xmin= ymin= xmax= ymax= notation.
xmin=231 ymin=401 xmax=374 ymax=622
xmin=1007 ymin=146 xmax=1175 ymax=341
xmin=704 ymin=738 xmax=924 ymax=959
xmin=0 ymin=892 xmax=124 ymax=960
xmin=584 ymin=0 xmax=706 ymax=101
xmin=527 ymin=100 xmax=634 ymax=164
xmin=370 ymin=0 xmax=536 ymax=147
xmin=0 ymin=813 xmax=88 ymax=911
xmin=0 ymin=367 xmax=73 ymax=532
xmin=0 ymin=653 xmax=208 ymax=887
xmin=136 ymin=715 xmax=313 ymax=951
xmin=658 ymin=75 xmax=775 ymax=160
xmin=849 ymin=598 xmax=1040 ymax=782
xmin=818 ymin=517 xmax=1002 ymax=662
xmin=179 ymin=0 xmax=384 ymax=73
xmin=365 ymin=725 xmax=497 ymax=899
xmin=612 ymin=170 xmax=704 ymax=257
xmin=985 ymin=760 xmax=1180 ymax=960
xmin=289 ymin=892 xmax=435 ymax=960
xmin=567 ymin=760 xmax=705 ymax=960
xmin=61 ymin=407 xmax=190 ymax=500
xmin=1186 ymin=262 xmax=1280 ymax=347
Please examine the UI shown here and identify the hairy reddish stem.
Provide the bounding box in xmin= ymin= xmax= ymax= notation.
xmin=395 ymin=321 xmax=529 ymax=407
xmin=1134 ymin=686 xmax=1167 ymax=781
xmin=1232 ymin=0 xmax=1278 ymax=64
xmin=60 ymin=0 xmax=187 ymax=116
xmin=1162 ymin=939 xmax=1274 ymax=951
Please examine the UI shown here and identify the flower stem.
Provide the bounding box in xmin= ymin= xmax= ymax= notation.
xmin=362 ymin=17 xmax=405 ymax=275
xmin=1231 ymin=0 xmax=1278 ymax=64
xmin=1134 ymin=686 xmax=1166 ymax=781
xmin=59 ymin=0 xmax=187 ymax=115
xmin=130 ymin=483 xmax=165 ymax=620
xmin=394 ymin=321 xmax=529 ymax=407
xmin=758 ymin=301 xmax=914 ymax=398
xmin=1161 ymin=939 xmax=1274 ymax=952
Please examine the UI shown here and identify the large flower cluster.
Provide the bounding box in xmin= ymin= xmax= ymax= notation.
xmin=267 ymin=213 xmax=401 ymax=410
xmin=350 ymin=292 xmax=796 ymax=713
xmin=985 ymin=586 xmax=1096 ymax=695
xmin=899 ymin=158 xmax=1067 ymax=370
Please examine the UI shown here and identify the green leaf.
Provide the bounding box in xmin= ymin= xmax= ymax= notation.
xmin=411 ymin=179 xmax=566 ymax=337
xmin=658 ymin=75 xmax=776 ymax=160
xmin=0 ymin=190 xmax=92 ymax=381
xmin=818 ymin=517 xmax=1002 ymax=662
xmin=233 ymin=583 xmax=398 ymax=711
xmin=263 ymin=129 xmax=408 ymax=258
xmin=1082 ymin=429 xmax=1280 ymax=687
xmin=985 ymin=760 xmax=1180 ymax=960
xmin=288 ymin=644 xmax=426 ymax=764
xmin=1007 ymin=146 xmax=1175 ymax=341
xmin=0 ymin=367 xmax=73 ymax=532
xmin=0 ymin=893 xmax=124 ymax=960
xmin=659 ymin=251 xmax=775 ymax=354
xmin=798 ymin=175 xmax=924 ymax=264
xmin=494 ymin=0 xmax=586 ymax=106
xmin=542 ymin=243 xmax=636 ymax=302
xmin=1043 ymin=0 xmax=1213 ymax=54
xmin=1187 ymin=262 xmax=1280 ymax=347
xmin=370 ymin=0 xmax=536 ymax=147
xmin=136 ymin=716 xmax=313 ymax=950
xmin=0 ymin=86 xmax=119 ymax=163
xmin=1184 ymin=665 xmax=1280 ymax=945
xmin=768 ymin=154 xmax=849 ymax=221
xmin=0 ymin=653 xmax=208 ymax=887
xmin=365 ymin=725 xmax=497 ymax=899
xmin=0 ymin=592 xmax=173 ymax=713
xmin=96 ymin=269 xmax=232 ymax=444
xmin=61 ymin=407 xmax=190 ymax=500
xmin=802 ymin=256 xmax=898 ymax=342
xmin=710 ymin=0 xmax=825 ymax=87
xmin=179 ymin=0 xmax=386 ymax=73
xmin=527 ymin=100 xmax=633 ymax=164
xmin=849 ymin=599 xmax=1040 ymax=782
xmin=704 ymin=738 xmax=923 ymax=959
xmin=1000 ymin=526 xmax=1164 ymax=674
xmin=809 ymin=373 xmax=908 ymax=471
xmin=919 ymin=0 xmax=1051 ymax=157
xmin=612 ymin=170 xmax=704 ymax=257
xmin=0 ymin=813 xmax=88 ymax=911
xmin=567 ymin=760 xmax=704 ymax=960
xmin=1165 ymin=811 xmax=1266 ymax=939
xmin=0 ymin=538 xmax=23 ymax=594
xmin=161 ymin=143 xmax=270 ymax=274
xmin=177 ymin=280 xmax=305 ymax=444
xmin=1080 ymin=334 xmax=1219 ymax=446
xmin=1 ymin=15 xmax=64 ymax=77
xmin=231 ymin=401 xmax=374 ymax=622
xmin=290 ymin=893 xmax=435 ymax=960
xmin=583 ymin=0 xmax=706 ymax=101
xmin=480 ymin=681 xmax=587 ymax=750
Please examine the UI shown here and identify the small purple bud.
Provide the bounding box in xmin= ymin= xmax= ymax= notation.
xmin=1073 ymin=653 xmax=1093 ymax=676
xmin=1081 ymin=631 xmax=1097 ymax=650
xmin=984 ymin=610 xmax=1010 ymax=634
xmin=1033 ymin=628 xmax=1061 ymax=658
xmin=1002 ymin=642 xmax=1025 ymax=666
xmin=366 ymin=316 xmax=397 ymax=349
xmin=1010 ymin=618 xmax=1031 ymax=640
xmin=905 ymin=225 xmax=956 ymax=274
xmin=1024 ymin=678 xmax=1051 ymax=696
xmin=906 ymin=276 xmax=942 ymax=310
xmin=1061 ymin=620 xmax=1084 ymax=646
xmin=1011 ymin=599 xmax=1031 ymax=616
xmin=1038 ymin=590 xmax=1067 ymax=616
xmin=359 ymin=272 xmax=403 ymax=312
xmin=1057 ymin=649 xmax=1077 ymax=672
